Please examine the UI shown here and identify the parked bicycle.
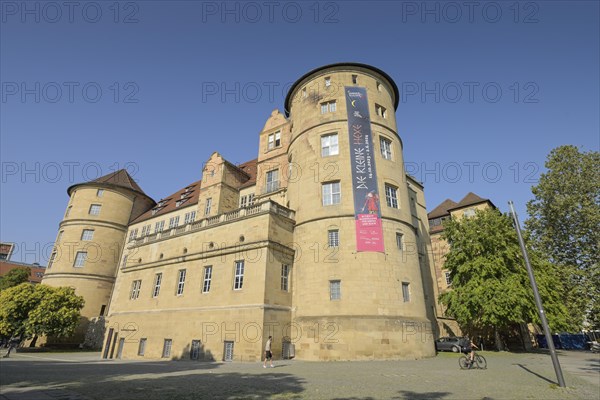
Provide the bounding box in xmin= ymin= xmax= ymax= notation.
xmin=459 ymin=352 xmax=487 ymax=370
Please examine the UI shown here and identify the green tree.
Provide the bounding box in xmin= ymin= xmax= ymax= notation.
xmin=526 ymin=145 xmax=600 ymax=328
xmin=0 ymin=283 xmax=84 ymax=339
xmin=0 ymin=267 xmax=31 ymax=290
xmin=439 ymin=208 xmax=570 ymax=350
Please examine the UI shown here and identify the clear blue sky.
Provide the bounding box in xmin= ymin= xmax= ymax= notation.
xmin=1 ymin=0 xmax=598 ymax=265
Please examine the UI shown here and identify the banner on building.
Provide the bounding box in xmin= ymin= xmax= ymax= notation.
xmin=345 ymin=86 xmax=385 ymax=252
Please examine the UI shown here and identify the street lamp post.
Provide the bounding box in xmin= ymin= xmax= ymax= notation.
xmin=508 ymin=201 xmax=566 ymax=388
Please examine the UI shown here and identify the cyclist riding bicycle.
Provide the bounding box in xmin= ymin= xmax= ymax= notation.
xmin=465 ymin=336 xmax=478 ymax=368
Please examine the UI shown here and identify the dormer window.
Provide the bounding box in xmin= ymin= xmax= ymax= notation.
xmin=176 ymin=198 xmax=189 ymax=207
xmin=268 ymin=131 xmax=281 ymax=150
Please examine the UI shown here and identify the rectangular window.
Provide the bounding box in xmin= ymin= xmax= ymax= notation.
xmin=81 ymin=229 xmax=94 ymax=241
xmin=205 ymin=198 xmax=212 ymax=216
xmin=324 ymin=76 xmax=331 ymax=87
xmin=445 ymin=272 xmax=452 ymax=286
xmin=385 ymin=184 xmax=399 ymax=208
xmin=380 ymin=137 xmax=392 ymax=160
xmin=130 ymin=280 xmax=142 ymax=300
xmin=128 ymin=229 xmax=138 ymax=242
xmin=234 ymin=260 xmax=244 ymax=290
xmin=169 ymin=216 xmax=180 ymax=229
xmin=402 ymin=282 xmax=410 ymax=302
xmin=267 ymin=131 xmax=281 ymax=150
xmin=138 ymin=338 xmax=147 ymax=356
xmin=191 ymin=340 xmax=201 ymax=360
xmin=177 ymin=269 xmax=186 ymax=295
xmin=162 ymin=339 xmax=172 ymax=358
xmin=266 ymin=170 xmax=279 ymax=193
xmin=203 ymin=266 xmax=212 ymax=293
xmin=155 ymin=220 xmax=164 ymax=233
xmin=153 ymin=273 xmax=162 ymax=297
xmin=96 ymin=189 xmax=104 ymax=197
xmin=89 ymin=204 xmax=101 ymax=215
xmin=375 ymin=104 xmax=387 ymax=118
xmin=321 ymin=133 xmax=339 ymax=157
xmin=99 ymin=305 xmax=106 ymax=316
xmin=396 ymin=232 xmax=404 ymax=251
xmin=141 ymin=224 xmax=151 ymax=236
xmin=73 ymin=251 xmax=87 ymax=267
xmin=320 ymin=100 xmax=336 ymax=114
xmin=281 ymin=264 xmax=290 ymax=291
xmin=330 ymin=280 xmax=341 ymax=300
xmin=48 ymin=252 xmax=56 ymax=269
xmin=184 ymin=211 xmax=196 ymax=224
xmin=121 ymin=255 xmax=128 ymax=268
xmin=57 ymin=230 xmax=63 ymax=243
xmin=463 ymin=208 xmax=476 ymax=217
xmin=322 ymin=181 xmax=341 ymax=206
xmin=352 ymin=74 xmax=358 ymax=84
xmin=65 ymin=206 xmax=72 ymax=217
xmin=240 ymin=194 xmax=256 ymax=208
xmin=328 ymin=229 xmax=339 ymax=248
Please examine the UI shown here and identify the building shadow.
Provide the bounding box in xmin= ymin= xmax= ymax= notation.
xmin=172 ymin=341 xmax=215 ymax=362
xmin=0 ymin=359 xmax=306 ymax=399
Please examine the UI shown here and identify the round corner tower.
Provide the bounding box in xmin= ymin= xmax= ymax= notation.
xmin=285 ymin=63 xmax=435 ymax=360
xmin=42 ymin=170 xmax=155 ymax=341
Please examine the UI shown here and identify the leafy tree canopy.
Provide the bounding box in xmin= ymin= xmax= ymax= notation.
xmin=0 ymin=267 xmax=31 ymax=290
xmin=0 ymin=283 xmax=84 ymax=339
xmin=526 ymin=145 xmax=600 ymax=328
xmin=439 ymin=208 xmax=570 ymax=340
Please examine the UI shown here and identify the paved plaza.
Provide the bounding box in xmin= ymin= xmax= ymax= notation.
xmin=1 ymin=350 xmax=598 ymax=399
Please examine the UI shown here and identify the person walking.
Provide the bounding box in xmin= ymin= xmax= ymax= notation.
xmin=263 ymin=336 xmax=274 ymax=368
xmin=3 ymin=336 xmax=20 ymax=358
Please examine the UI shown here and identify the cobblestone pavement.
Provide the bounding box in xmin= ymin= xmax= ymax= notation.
xmin=1 ymin=350 xmax=598 ymax=399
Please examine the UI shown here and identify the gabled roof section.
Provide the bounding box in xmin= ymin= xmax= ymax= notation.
xmin=131 ymin=179 xmax=201 ymax=224
xmin=238 ymin=159 xmax=258 ymax=189
xmin=428 ymin=199 xmax=458 ymax=219
xmin=448 ymin=192 xmax=495 ymax=211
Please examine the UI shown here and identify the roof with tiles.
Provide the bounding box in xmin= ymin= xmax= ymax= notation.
xmin=427 ymin=198 xmax=459 ymax=219
xmin=68 ymin=169 xmax=150 ymax=198
xmin=448 ymin=192 xmax=494 ymax=211
xmin=131 ymin=180 xmax=202 ymax=224
xmin=131 ymin=158 xmax=258 ymax=224
xmin=238 ymin=159 xmax=258 ymax=189
xmin=428 ymin=192 xmax=495 ymax=220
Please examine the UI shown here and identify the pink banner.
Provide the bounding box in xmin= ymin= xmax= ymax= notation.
xmin=355 ymin=214 xmax=384 ymax=252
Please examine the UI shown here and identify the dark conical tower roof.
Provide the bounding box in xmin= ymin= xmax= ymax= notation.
xmin=67 ymin=169 xmax=151 ymax=199
xmin=90 ymin=169 xmax=146 ymax=194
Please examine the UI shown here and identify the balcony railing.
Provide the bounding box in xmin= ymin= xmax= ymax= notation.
xmin=127 ymin=200 xmax=294 ymax=249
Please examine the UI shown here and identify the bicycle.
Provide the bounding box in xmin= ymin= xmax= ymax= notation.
xmin=459 ymin=352 xmax=487 ymax=370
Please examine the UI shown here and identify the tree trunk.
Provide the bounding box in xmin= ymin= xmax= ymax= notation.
xmin=494 ymin=328 xmax=503 ymax=351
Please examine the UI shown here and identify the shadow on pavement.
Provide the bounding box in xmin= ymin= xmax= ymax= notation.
xmin=514 ymin=363 xmax=556 ymax=385
xmin=0 ymin=359 xmax=306 ymax=400
xmin=331 ymin=391 xmax=453 ymax=400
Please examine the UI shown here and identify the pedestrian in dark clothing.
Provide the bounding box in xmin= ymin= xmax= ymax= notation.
xmin=3 ymin=337 xmax=20 ymax=358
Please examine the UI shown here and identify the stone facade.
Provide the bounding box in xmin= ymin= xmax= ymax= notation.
xmin=43 ymin=63 xmax=440 ymax=361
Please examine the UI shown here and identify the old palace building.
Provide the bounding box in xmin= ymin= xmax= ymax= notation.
xmin=43 ymin=63 xmax=454 ymax=361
